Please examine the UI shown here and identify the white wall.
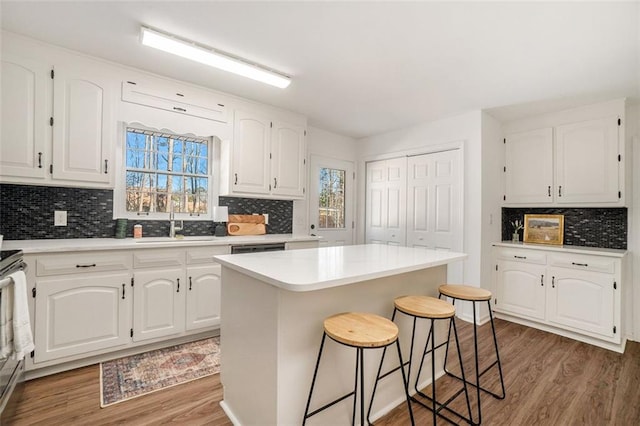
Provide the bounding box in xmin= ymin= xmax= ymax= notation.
xmin=292 ymin=126 xmax=358 ymax=235
xmin=356 ymin=111 xmax=485 ymax=319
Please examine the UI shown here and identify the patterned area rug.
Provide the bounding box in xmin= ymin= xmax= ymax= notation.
xmin=100 ymin=337 xmax=220 ymax=407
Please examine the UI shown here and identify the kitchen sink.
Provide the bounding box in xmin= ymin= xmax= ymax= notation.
xmin=134 ymin=237 xmax=218 ymax=243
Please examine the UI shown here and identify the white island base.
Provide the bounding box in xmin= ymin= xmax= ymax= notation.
xmin=215 ymin=245 xmax=467 ymax=425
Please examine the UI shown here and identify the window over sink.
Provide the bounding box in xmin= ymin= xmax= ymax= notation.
xmin=119 ymin=126 xmax=215 ymax=219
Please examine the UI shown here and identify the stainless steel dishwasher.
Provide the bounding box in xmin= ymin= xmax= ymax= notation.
xmin=230 ymin=242 xmax=286 ymax=254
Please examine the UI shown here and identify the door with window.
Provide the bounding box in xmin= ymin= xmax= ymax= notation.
xmin=308 ymin=156 xmax=355 ymax=246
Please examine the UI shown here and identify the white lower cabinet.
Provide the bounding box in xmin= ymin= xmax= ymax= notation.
xmin=495 ymin=260 xmax=546 ymax=321
xmin=186 ymin=264 xmax=221 ymax=331
xmin=132 ymin=268 xmax=186 ymax=342
xmin=546 ymin=267 xmax=614 ymax=339
xmin=34 ymin=272 xmax=131 ymax=363
xmin=31 ymin=245 xmax=230 ymax=369
xmin=493 ymin=244 xmax=625 ymax=351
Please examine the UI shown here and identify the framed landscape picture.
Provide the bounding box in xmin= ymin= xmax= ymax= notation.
xmin=524 ymin=214 xmax=564 ymax=245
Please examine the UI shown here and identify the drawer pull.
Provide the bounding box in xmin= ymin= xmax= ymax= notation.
xmin=514 ymin=255 xmax=527 ymax=259
xmin=76 ymin=263 xmax=97 ymax=268
xmin=571 ymin=262 xmax=588 ymax=267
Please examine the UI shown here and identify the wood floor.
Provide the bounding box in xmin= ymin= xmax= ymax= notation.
xmin=6 ymin=319 xmax=640 ymax=425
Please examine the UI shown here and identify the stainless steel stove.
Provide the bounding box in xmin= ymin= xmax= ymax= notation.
xmin=0 ymin=249 xmax=26 ymax=421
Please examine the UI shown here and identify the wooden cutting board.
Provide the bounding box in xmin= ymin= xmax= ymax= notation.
xmin=227 ymin=222 xmax=266 ymax=236
xmin=228 ymin=214 xmax=265 ymax=224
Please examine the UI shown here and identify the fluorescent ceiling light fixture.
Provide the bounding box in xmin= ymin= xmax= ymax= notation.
xmin=140 ymin=27 xmax=291 ymax=89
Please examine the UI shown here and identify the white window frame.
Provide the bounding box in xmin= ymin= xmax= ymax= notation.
xmin=113 ymin=122 xmax=219 ymax=221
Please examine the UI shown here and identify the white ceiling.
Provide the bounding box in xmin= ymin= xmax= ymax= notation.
xmin=1 ymin=1 xmax=638 ymax=139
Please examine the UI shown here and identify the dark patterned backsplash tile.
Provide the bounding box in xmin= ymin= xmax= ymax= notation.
xmin=0 ymin=184 xmax=293 ymax=240
xmin=502 ymin=207 xmax=627 ymax=250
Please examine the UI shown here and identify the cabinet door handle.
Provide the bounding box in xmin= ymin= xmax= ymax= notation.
xmin=274 ymin=177 xmax=278 ymax=189
xmin=552 ymin=276 xmax=555 ymax=288
xmin=541 ymin=275 xmax=544 ymax=286
xmin=514 ymin=255 xmax=527 ymax=259
xmin=104 ymin=159 xmax=108 ymax=174
xmin=571 ymin=262 xmax=588 ymax=267
xmin=547 ymin=185 xmax=551 ymax=196
xmin=122 ymin=283 xmax=125 ymax=300
xmin=76 ymin=263 xmax=96 ymax=268
xmin=176 ymin=278 xmax=180 ymax=292
xmin=173 ymin=106 xmax=187 ymax=112
xmin=234 ymin=173 xmax=238 ymax=185
xmin=38 ymin=152 xmax=43 ymax=168
xmin=558 ymin=185 xmax=562 ymax=197
xmin=189 ymin=276 xmax=193 ymax=291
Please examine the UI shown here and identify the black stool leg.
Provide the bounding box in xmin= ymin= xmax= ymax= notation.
xmin=303 ymin=333 xmax=327 ymax=426
xmin=368 ymin=307 xmax=415 ymax=426
xmin=430 ymin=318 xmax=437 ymax=425
xmin=353 ymin=348 xmax=359 ymax=426
xmin=451 ymin=316 xmax=473 ymax=424
xmin=395 ymin=339 xmax=415 ymax=425
xmin=487 ymin=301 xmax=506 ymax=399
xmin=472 ymin=300 xmax=482 ymax=425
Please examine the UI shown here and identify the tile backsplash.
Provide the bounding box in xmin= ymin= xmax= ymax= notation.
xmin=0 ymin=184 xmax=293 ymax=240
xmin=502 ymin=207 xmax=627 ymax=250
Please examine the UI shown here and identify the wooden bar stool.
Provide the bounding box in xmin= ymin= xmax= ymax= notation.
xmin=303 ymin=312 xmax=414 ymax=426
xmin=369 ymin=296 xmax=472 ymax=425
xmin=439 ymin=284 xmax=506 ymax=425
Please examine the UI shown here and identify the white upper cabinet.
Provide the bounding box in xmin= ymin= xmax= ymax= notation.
xmin=504 ymin=128 xmax=553 ymax=204
xmin=222 ymin=109 xmax=307 ymax=199
xmin=121 ymin=78 xmax=228 ymax=123
xmin=52 ymin=64 xmax=115 ymax=184
xmin=555 ymin=117 xmax=620 ymax=204
xmin=0 ymin=53 xmax=49 ymax=179
xmin=504 ymin=116 xmax=623 ymax=206
xmin=271 ymin=120 xmax=306 ymax=198
xmin=231 ymin=110 xmax=272 ymax=195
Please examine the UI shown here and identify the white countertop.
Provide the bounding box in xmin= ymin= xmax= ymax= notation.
xmin=493 ymin=241 xmax=627 ymax=257
xmin=215 ymin=244 xmax=467 ymax=292
xmin=2 ymin=234 xmax=320 ymax=254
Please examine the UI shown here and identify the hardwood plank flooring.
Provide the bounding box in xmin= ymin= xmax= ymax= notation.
xmin=6 ymin=319 xmax=640 ymax=425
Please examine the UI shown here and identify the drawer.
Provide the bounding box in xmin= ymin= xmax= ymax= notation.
xmin=186 ymin=246 xmax=231 ymax=265
xmin=548 ymin=253 xmax=616 ymax=274
xmin=494 ymin=248 xmax=546 ymax=264
xmin=133 ymin=248 xmax=185 ymax=268
xmin=37 ymin=252 xmax=132 ymax=276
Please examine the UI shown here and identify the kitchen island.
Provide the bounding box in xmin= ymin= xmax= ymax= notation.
xmin=214 ymin=244 xmax=467 ymax=425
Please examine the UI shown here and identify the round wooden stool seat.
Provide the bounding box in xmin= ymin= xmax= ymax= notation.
xmin=324 ymin=312 xmax=399 ymax=348
xmin=439 ymin=284 xmax=492 ymax=301
xmin=394 ymin=295 xmax=455 ymax=319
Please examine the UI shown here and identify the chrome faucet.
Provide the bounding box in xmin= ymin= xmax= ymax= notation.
xmin=169 ymin=211 xmax=183 ymax=238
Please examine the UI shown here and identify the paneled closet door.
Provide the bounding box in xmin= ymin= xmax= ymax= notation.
xmin=385 ymin=158 xmax=407 ymax=245
xmin=406 ymin=150 xmax=462 ymax=252
xmin=365 ymin=158 xmax=406 ymax=245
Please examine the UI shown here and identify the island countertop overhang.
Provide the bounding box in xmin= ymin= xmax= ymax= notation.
xmin=214 ymin=244 xmax=467 ymax=292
